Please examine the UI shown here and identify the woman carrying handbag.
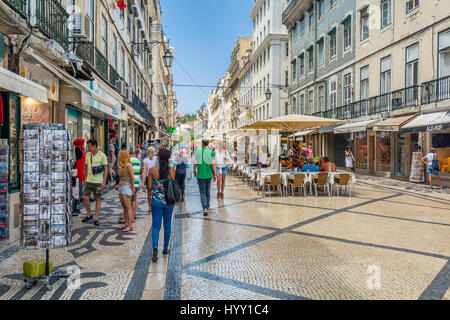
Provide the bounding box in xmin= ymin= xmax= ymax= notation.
xmin=148 ymin=148 xmax=177 ymax=262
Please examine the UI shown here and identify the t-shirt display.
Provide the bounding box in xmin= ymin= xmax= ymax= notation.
xmin=21 ymin=123 xmax=73 ymax=249
xmin=0 ymin=140 xmax=9 ymax=241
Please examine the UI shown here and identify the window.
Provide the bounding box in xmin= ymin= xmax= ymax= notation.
xmin=380 ymin=56 xmax=391 ymax=94
xmin=286 ymin=42 xmax=289 ymax=57
xmin=300 ymin=94 xmax=305 ymax=114
xmin=112 ymin=33 xmax=117 ymax=69
xmin=360 ymin=7 xmax=369 ymax=41
xmin=121 ymin=47 xmax=125 ymax=77
xmin=343 ymin=73 xmax=352 ymax=105
xmin=329 ymin=80 xmax=337 ymax=110
xmin=381 ymin=0 xmax=392 ymax=28
xmin=318 ymin=0 xmax=324 ymax=19
xmin=299 ymin=54 xmax=305 ymax=76
xmin=330 ymin=0 xmax=337 ymax=9
xmin=318 ymin=40 xmax=324 ymax=66
xmin=101 ymin=14 xmax=108 ymax=57
xmin=86 ymin=0 xmax=94 ymax=41
xmin=438 ymin=29 xmax=450 ymax=77
xmin=285 ymin=70 xmax=289 ymax=86
xmin=292 ymin=23 xmax=297 ymax=42
xmin=343 ymin=18 xmax=351 ymax=50
xmin=308 ymin=48 xmax=314 ymax=72
xmin=406 ymin=43 xmax=419 ymax=86
xmin=360 ymin=66 xmax=369 ymax=100
xmin=299 ymin=15 xmax=305 ymax=36
xmin=292 ymin=59 xmax=297 ymax=81
xmin=308 ymin=90 xmax=314 ymax=114
xmin=293 ymin=97 xmax=297 ymax=114
xmin=285 ymin=102 xmax=289 ymax=115
xmin=318 ymin=85 xmax=324 ymax=112
xmin=329 ymin=31 xmax=336 ymax=59
xmin=308 ymin=6 xmax=314 ymax=28
xmin=406 ymin=0 xmax=419 ymax=13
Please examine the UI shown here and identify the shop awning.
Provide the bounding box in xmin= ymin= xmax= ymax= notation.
xmin=373 ymin=114 xmax=418 ymax=132
xmin=401 ymin=111 xmax=450 ymax=133
xmin=334 ymin=119 xmax=380 ymax=134
xmin=320 ymin=123 xmax=344 ymax=133
xmin=294 ymin=129 xmax=318 ymax=137
xmin=0 ymin=66 xmax=48 ymax=103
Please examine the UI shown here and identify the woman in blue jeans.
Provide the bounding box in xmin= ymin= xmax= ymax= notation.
xmin=148 ymin=148 xmax=175 ymax=262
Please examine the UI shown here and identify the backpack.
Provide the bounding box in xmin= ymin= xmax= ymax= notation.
xmin=164 ymin=179 xmax=181 ymax=205
xmin=432 ymin=154 xmax=440 ymax=171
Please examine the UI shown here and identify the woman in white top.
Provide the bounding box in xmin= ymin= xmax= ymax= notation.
xmin=214 ymin=142 xmax=231 ymax=198
xmin=143 ymin=147 xmax=157 ymax=214
xmin=345 ymin=146 xmax=355 ymax=172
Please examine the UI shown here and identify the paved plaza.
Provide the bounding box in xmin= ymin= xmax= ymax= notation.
xmin=0 ymin=175 xmax=449 ymax=300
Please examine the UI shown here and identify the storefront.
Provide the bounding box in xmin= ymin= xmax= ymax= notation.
xmin=334 ymin=119 xmax=380 ymax=172
xmin=401 ymin=111 xmax=450 ymax=186
xmin=373 ymin=114 xmax=418 ymax=179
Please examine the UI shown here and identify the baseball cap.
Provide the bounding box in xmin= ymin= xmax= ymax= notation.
xmin=121 ymin=143 xmax=127 ymax=149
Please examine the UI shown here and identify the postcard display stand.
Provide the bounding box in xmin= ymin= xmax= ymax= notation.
xmin=21 ymin=124 xmax=72 ymax=289
xmin=0 ymin=140 xmax=9 ymax=242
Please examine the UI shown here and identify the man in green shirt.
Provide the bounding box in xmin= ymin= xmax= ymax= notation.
xmin=194 ymin=139 xmax=217 ymax=216
xmin=82 ymin=139 xmax=108 ymax=226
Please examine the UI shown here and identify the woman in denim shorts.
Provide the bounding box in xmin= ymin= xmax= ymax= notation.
xmin=115 ymin=150 xmax=136 ymax=232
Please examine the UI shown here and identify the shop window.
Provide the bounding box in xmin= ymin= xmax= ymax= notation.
xmin=433 ymin=133 xmax=450 ymax=174
xmin=355 ymin=132 xmax=368 ymax=169
xmin=376 ymin=131 xmax=391 ymax=172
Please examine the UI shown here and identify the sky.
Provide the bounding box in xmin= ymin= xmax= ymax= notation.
xmin=160 ymin=0 xmax=254 ymax=115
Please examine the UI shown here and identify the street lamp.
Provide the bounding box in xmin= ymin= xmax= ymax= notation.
xmin=173 ymin=99 xmax=179 ymax=108
xmin=163 ymin=50 xmax=174 ymax=68
xmin=265 ymin=89 xmax=272 ymax=100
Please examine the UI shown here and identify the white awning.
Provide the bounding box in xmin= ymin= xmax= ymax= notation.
xmin=294 ymin=129 xmax=318 ymax=137
xmin=401 ymin=111 xmax=450 ymax=133
xmin=373 ymin=114 xmax=418 ymax=132
xmin=334 ymin=119 xmax=380 ymax=134
xmin=0 ymin=67 xmax=48 ymax=103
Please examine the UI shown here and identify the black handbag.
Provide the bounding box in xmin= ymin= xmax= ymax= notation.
xmin=164 ymin=178 xmax=181 ymax=205
xmin=91 ymin=153 xmax=105 ymax=175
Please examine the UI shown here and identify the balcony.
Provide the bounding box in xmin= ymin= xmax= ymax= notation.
xmin=76 ymin=42 xmax=95 ymax=67
xmin=282 ymin=0 xmax=298 ymax=23
xmin=109 ymin=65 xmax=120 ymax=88
xmin=94 ymin=47 xmax=108 ymax=81
xmin=421 ymin=75 xmax=450 ymax=104
xmin=4 ymin=0 xmax=27 ymax=17
xmin=391 ymin=85 xmax=419 ymax=110
xmin=132 ymin=91 xmax=155 ymax=124
xmin=33 ymin=0 xmax=69 ymax=50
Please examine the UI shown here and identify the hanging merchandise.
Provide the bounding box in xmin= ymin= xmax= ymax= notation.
xmin=21 ymin=123 xmax=74 ymax=249
xmin=0 ymin=140 xmax=8 ymax=241
xmin=409 ymin=151 xmax=425 ymax=183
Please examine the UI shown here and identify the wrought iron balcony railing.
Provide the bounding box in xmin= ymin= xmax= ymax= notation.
xmin=368 ymin=92 xmax=391 ymax=114
xmin=391 ymin=85 xmax=419 ymax=110
xmin=131 ymin=91 xmax=155 ymax=124
xmin=282 ymin=0 xmax=299 ymax=23
xmin=33 ymin=0 xmax=69 ymax=50
xmin=4 ymin=0 xmax=27 ymax=17
xmin=109 ymin=65 xmax=120 ymax=88
xmin=75 ymin=41 xmax=95 ymax=67
xmin=421 ymin=75 xmax=450 ymax=104
xmin=94 ymin=47 xmax=108 ymax=81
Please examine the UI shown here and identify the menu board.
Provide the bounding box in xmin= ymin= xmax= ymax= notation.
xmin=21 ymin=124 xmax=73 ymax=249
xmin=0 ymin=140 xmax=8 ymax=241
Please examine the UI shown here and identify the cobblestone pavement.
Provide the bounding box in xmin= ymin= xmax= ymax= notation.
xmin=0 ymin=186 xmax=177 ymax=300
xmin=165 ymin=174 xmax=450 ymax=300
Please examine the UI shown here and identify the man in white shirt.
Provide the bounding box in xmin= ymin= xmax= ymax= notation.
xmin=421 ymin=148 xmax=444 ymax=189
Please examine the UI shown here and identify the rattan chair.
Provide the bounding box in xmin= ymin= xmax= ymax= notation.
xmin=263 ymin=174 xmax=282 ymax=197
xmin=288 ymin=173 xmax=307 ymax=197
xmin=314 ymin=172 xmax=331 ymax=197
xmin=334 ymin=173 xmax=352 ymax=197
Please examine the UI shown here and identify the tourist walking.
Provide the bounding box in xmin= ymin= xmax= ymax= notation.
xmin=345 ymin=146 xmax=355 ymax=172
xmin=175 ymin=149 xmax=188 ymax=201
xmin=421 ymin=148 xmax=444 ymax=189
xmin=194 ymin=139 xmax=217 ymax=216
xmin=82 ymin=139 xmax=108 ymax=226
xmin=115 ymin=150 xmax=136 ymax=232
xmin=129 ymin=149 xmax=143 ymax=221
xmin=72 ymin=138 xmax=86 ymax=216
xmin=148 ymin=148 xmax=176 ymax=262
xmin=143 ymin=147 xmax=157 ymax=214
xmin=215 ymin=142 xmax=231 ymax=198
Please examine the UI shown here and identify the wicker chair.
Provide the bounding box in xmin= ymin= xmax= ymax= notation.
xmin=334 ymin=173 xmax=352 ymax=197
xmin=288 ymin=173 xmax=307 ymax=197
xmin=263 ymin=174 xmax=282 ymax=197
xmin=314 ymin=172 xmax=331 ymax=197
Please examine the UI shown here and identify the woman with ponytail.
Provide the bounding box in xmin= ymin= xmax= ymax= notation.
xmin=148 ymin=148 xmax=175 ymax=262
xmin=115 ymin=150 xmax=136 ymax=232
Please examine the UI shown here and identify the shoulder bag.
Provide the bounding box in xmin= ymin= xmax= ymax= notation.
xmin=91 ymin=153 xmax=105 ymax=175
xmin=161 ymin=166 xmax=181 ymax=205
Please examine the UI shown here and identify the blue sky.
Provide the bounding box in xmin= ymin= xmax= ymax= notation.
xmin=160 ymin=0 xmax=254 ymax=115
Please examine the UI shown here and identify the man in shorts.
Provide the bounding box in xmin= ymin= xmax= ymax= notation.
xmin=421 ymin=148 xmax=444 ymax=189
xmin=82 ymin=139 xmax=108 ymax=226
xmin=129 ymin=150 xmax=143 ymax=221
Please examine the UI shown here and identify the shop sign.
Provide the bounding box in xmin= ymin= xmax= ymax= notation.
xmin=21 ymin=60 xmax=59 ymax=101
xmin=83 ymin=80 xmax=121 ymax=118
xmin=426 ymin=124 xmax=444 ymax=132
xmin=376 ymin=131 xmax=390 ymax=138
xmin=356 ymin=132 xmax=366 ymax=139
xmin=375 ymin=125 xmax=397 ymax=131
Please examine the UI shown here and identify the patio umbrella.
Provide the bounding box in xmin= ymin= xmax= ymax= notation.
xmin=240 ymin=114 xmax=344 ymax=132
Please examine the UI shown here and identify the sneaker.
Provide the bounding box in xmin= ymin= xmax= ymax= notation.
xmin=82 ymin=215 xmax=93 ymax=223
xmin=203 ymin=209 xmax=208 ymax=216
xmin=152 ymin=248 xmax=158 ymax=262
xmin=94 ymin=220 xmax=100 ymax=226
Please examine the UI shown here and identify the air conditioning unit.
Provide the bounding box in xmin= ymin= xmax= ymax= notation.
xmin=125 ymin=87 xmax=133 ymax=103
xmin=72 ymin=12 xmax=90 ymax=39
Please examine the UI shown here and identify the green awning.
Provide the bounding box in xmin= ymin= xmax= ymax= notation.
xmin=307 ymin=44 xmax=313 ymax=51
xmin=341 ymin=14 xmax=351 ymax=24
xmin=317 ymin=36 xmax=324 ymax=43
xmin=327 ymin=26 xmax=336 ymax=35
xmin=298 ymin=52 xmax=304 ymax=57
xmin=291 ymin=58 xmax=296 ymax=64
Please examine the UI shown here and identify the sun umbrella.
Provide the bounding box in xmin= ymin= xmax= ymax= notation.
xmin=240 ymin=114 xmax=344 ymax=132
